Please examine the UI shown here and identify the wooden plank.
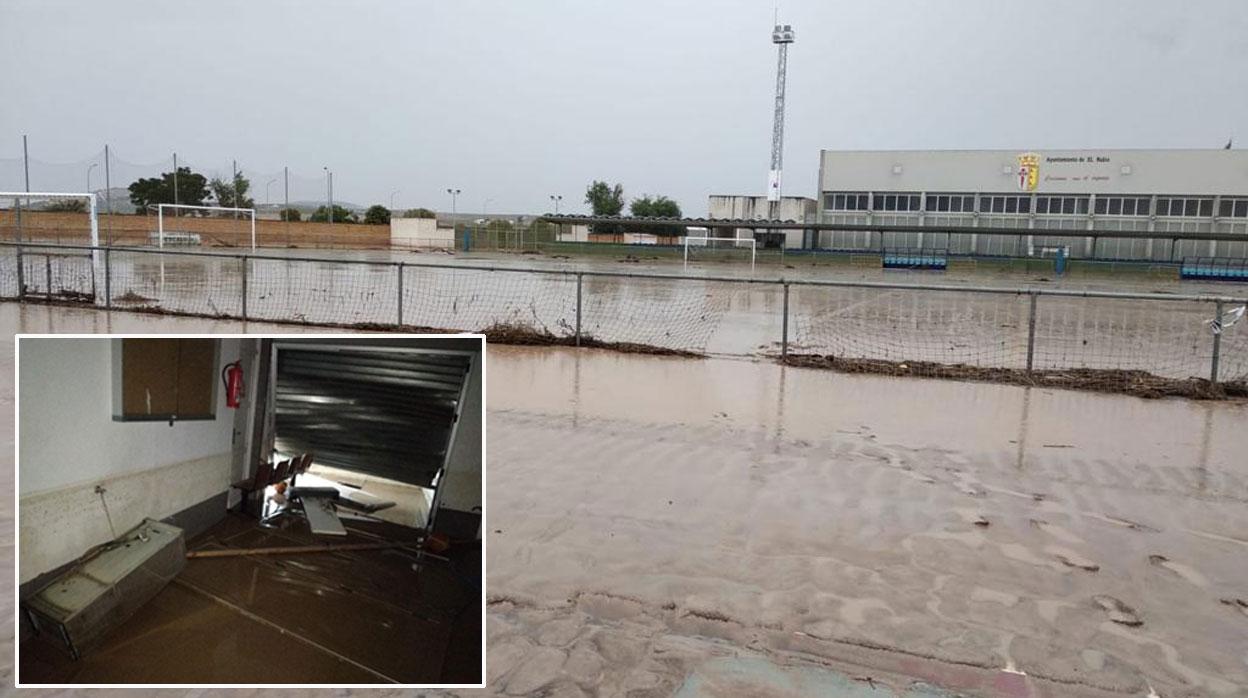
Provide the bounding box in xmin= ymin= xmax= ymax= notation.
xmin=121 ymin=339 xmax=179 ymax=417
xmin=176 ymin=339 xmax=216 ymax=417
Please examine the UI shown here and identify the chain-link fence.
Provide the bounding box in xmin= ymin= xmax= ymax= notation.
xmin=2 ymin=242 xmax=1245 ymax=394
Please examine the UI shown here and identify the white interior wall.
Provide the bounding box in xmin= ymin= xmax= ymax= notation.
xmin=18 ymin=337 xmax=241 ymax=583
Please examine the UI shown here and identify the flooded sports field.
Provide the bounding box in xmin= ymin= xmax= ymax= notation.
xmin=2 ymin=304 xmax=1247 ymax=695
xmin=3 ymin=245 xmax=1247 ymax=385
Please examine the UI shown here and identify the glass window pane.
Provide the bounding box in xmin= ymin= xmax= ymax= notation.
xmin=1199 ymin=199 xmax=1213 ymax=217
xmin=1005 ymin=198 xmax=1017 ymax=214
xmin=1095 ymin=198 xmax=1107 ymax=214
xmin=1077 ymin=198 xmax=1089 ymax=214
xmin=1221 ymin=200 xmax=1233 ymax=217
xmin=1122 ymin=199 xmax=1136 ymax=216
xmin=1236 ymin=201 xmax=1248 ymax=217
xmin=1185 ymin=199 xmax=1198 ymax=216
xmin=940 ymin=197 xmax=951 ymax=212
xmin=1108 ymin=198 xmax=1122 ymax=215
xmin=1062 ymin=198 xmax=1075 ymax=214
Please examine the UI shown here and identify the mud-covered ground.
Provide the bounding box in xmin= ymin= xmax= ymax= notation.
xmin=2 ymin=306 xmax=1247 ymax=695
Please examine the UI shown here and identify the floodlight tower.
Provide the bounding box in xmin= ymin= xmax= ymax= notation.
xmin=768 ymin=22 xmax=795 ymax=219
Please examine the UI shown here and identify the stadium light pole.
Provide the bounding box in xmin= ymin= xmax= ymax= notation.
xmin=87 ymin=163 xmax=98 ymax=194
xmin=266 ymin=178 xmax=277 ymax=206
xmin=549 ymin=194 xmax=562 ymax=214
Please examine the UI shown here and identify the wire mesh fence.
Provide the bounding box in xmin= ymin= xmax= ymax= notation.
xmin=1 ymin=242 xmax=1245 ymax=392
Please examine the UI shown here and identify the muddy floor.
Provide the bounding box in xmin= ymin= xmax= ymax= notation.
xmin=2 ymin=308 xmax=1248 ymax=695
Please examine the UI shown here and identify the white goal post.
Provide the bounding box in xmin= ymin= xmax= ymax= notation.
xmin=157 ymin=203 xmax=256 ymax=250
xmin=683 ymin=235 xmax=756 ymax=271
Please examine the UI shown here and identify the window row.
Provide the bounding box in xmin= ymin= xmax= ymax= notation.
xmin=1219 ymin=199 xmax=1248 ymax=218
xmin=826 ymin=193 xmax=869 ymax=211
xmin=1092 ymin=196 xmax=1151 ymax=216
xmin=1036 ymin=196 xmax=1090 ymax=215
xmin=1155 ymin=197 xmax=1214 ymax=217
xmin=925 ymin=194 xmax=977 ymax=213
xmin=873 ymin=193 xmax=921 ymax=212
xmin=824 ymin=192 xmax=1245 ymax=217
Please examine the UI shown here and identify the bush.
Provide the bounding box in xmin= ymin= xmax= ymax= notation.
xmin=309 ymin=205 xmax=357 ymax=223
xmin=280 ymin=207 xmax=301 ymax=222
xmin=403 ymin=207 xmax=436 ymax=219
xmin=364 ymin=205 xmax=391 ymax=225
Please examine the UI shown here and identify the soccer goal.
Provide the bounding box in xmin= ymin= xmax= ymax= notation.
xmin=683 ymin=235 xmax=756 ymax=271
xmin=1 ymin=191 xmax=101 ymax=300
xmin=156 ymin=203 xmax=256 ymax=250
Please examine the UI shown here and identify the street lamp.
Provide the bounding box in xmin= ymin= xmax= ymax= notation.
xmin=265 ymin=178 xmax=277 ymax=206
xmin=87 ymin=163 xmax=99 ymax=194
xmin=324 ymin=167 xmax=333 ymax=228
xmin=446 ymin=188 xmax=461 ymax=226
xmin=549 ymin=194 xmax=563 ymax=214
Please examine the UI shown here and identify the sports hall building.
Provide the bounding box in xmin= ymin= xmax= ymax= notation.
xmin=816 ymin=149 xmax=1248 ymax=260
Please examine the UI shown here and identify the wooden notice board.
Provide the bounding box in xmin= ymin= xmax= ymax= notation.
xmin=119 ymin=339 xmax=216 ymax=420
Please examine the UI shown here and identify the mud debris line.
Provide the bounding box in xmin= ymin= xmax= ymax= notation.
xmin=782 ymin=354 xmax=1248 ymax=400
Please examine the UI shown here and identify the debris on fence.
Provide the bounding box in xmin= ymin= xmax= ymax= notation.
xmin=781 ymin=354 xmax=1248 ymax=400
xmin=481 ymin=322 xmax=701 ymax=357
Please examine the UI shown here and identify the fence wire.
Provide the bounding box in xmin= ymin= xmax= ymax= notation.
xmin=0 ymin=243 xmax=1244 ymax=385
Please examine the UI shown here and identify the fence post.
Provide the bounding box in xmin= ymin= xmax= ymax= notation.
xmin=240 ymin=255 xmax=249 ymax=322
xmin=1025 ymin=292 xmax=1038 ymax=372
xmin=45 ymin=256 xmax=52 ymax=297
xmin=781 ymin=282 xmax=790 ymax=360
xmin=1210 ymin=300 xmax=1223 ymax=384
xmin=575 ymin=272 xmax=583 ymax=346
xmin=396 ymin=262 xmax=405 ymax=327
xmin=104 ymin=247 xmax=111 ymax=310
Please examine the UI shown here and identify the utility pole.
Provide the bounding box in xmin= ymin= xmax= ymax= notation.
xmin=173 ymin=152 xmax=179 ymax=212
xmin=768 ymin=22 xmax=795 ymax=219
xmin=284 ymin=166 xmax=290 ymax=247
xmin=104 ymin=144 xmax=112 ymax=245
xmin=324 ymin=167 xmax=333 ymax=230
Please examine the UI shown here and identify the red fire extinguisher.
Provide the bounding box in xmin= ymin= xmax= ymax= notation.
xmin=222 ymin=360 xmax=245 ymax=408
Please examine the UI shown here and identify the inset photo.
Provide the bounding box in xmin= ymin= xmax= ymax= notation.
xmin=16 ymin=334 xmax=483 ymax=687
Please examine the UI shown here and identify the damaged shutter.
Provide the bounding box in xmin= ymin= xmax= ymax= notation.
xmin=274 ymin=348 xmax=469 ymax=487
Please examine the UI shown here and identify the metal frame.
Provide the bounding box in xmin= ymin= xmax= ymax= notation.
xmin=266 ymin=341 xmax=479 ymax=533
xmin=156 ymin=203 xmax=256 ymax=251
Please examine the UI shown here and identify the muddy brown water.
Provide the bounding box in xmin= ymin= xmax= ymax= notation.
xmin=4 ymin=304 xmax=1248 ymax=694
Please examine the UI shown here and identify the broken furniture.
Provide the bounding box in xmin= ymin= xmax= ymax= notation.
xmin=24 ymin=519 xmax=185 ymax=659
xmin=230 ymin=452 xmax=313 ymax=515
xmin=289 ymin=486 xmax=347 ymax=536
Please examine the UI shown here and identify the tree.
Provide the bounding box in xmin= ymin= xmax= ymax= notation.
xmin=584 ymin=180 xmax=625 ymax=216
xmin=209 ymin=172 xmax=255 ymax=211
xmin=309 ymin=205 xmax=357 ymax=223
xmin=44 ymin=199 xmax=86 ymax=213
xmin=279 ymin=207 xmax=302 ymax=222
xmin=364 ymin=205 xmax=391 ymax=225
xmin=403 ymin=207 xmax=436 ymax=219
xmin=584 ymin=180 xmax=625 ymax=235
xmin=127 ymin=167 xmax=209 ymax=213
xmin=629 ymin=194 xmax=685 ymax=235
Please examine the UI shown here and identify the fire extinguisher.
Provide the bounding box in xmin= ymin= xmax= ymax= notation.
xmin=222 ymin=360 xmax=245 ymax=408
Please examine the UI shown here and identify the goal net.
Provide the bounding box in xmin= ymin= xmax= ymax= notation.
xmin=156 ymin=203 xmax=256 ymax=250
xmin=0 ymin=192 xmax=100 ymax=301
xmin=683 ymin=235 xmax=757 ymax=271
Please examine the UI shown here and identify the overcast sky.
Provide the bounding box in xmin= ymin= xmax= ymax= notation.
xmin=1 ymin=0 xmax=1245 ymax=214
